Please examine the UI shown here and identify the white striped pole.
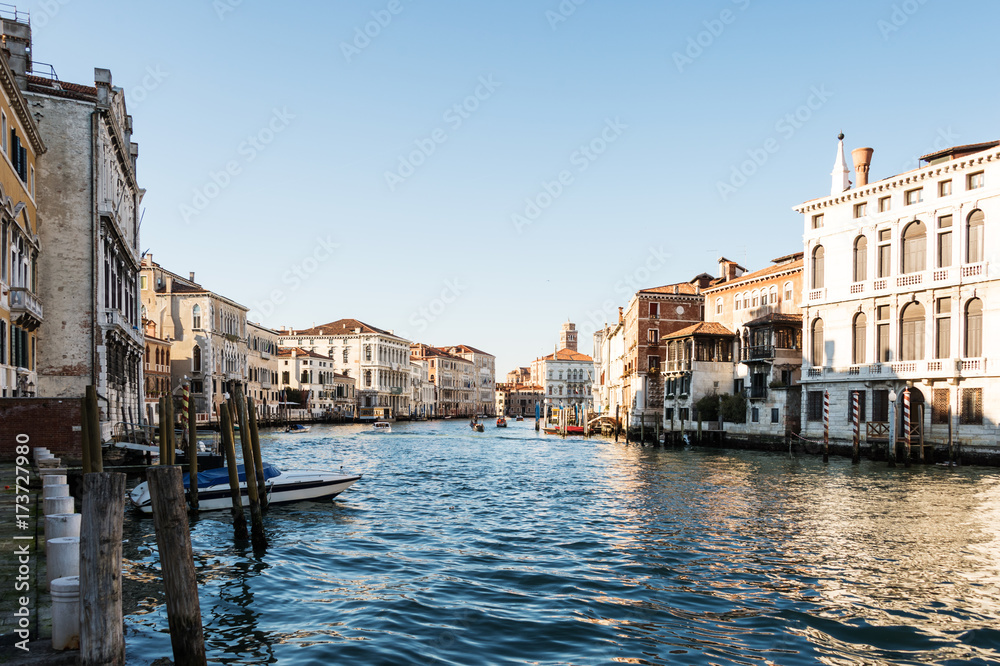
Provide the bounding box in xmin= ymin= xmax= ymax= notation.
xmin=903 ymin=388 xmax=911 ymax=467
xmin=823 ymin=390 xmax=830 ymax=463
xmin=852 ymin=391 xmax=860 ymax=464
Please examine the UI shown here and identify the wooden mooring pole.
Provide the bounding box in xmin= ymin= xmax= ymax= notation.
xmin=166 ymin=392 xmax=177 ymax=466
xmin=614 ymin=405 xmax=620 ymax=442
xmin=80 ymin=472 xmax=125 ymax=665
xmin=822 ymin=390 xmax=830 ymax=464
xmin=158 ymin=396 xmax=168 ymax=465
xmin=219 ymin=403 xmax=248 ymax=541
xmin=247 ymin=395 xmax=267 ymax=510
xmin=147 ymin=466 xmax=207 ymax=665
xmin=236 ymin=392 xmax=268 ymax=550
xmin=187 ymin=383 xmax=199 ymax=510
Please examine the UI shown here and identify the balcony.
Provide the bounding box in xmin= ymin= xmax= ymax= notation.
xmin=803 ymin=358 xmax=990 ymax=382
xmin=741 ymin=345 xmax=775 ymax=362
xmin=808 ymin=288 xmax=826 ymax=302
xmin=665 ymin=359 xmax=692 ymax=373
xmin=261 ymin=350 xmax=272 ymax=360
xmin=9 ymin=287 xmax=43 ymax=330
xmin=743 ymin=386 xmax=768 ymax=401
xmin=102 ymin=308 xmax=142 ymax=348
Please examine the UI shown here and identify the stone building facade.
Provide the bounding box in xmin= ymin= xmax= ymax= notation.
xmin=0 ymin=24 xmax=43 ymax=398
xmin=279 ymin=319 xmax=412 ymax=419
xmin=4 ymin=16 xmax=145 ymax=432
xmin=141 ymin=258 xmax=249 ymax=422
xmin=797 ymin=137 xmax=1000 ymax=455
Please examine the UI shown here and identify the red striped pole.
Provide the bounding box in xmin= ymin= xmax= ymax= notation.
xmin=852 ymin=391 xmax=860 ymax=464
xmin=903 ymin=388 xmax=911 ymax=467
xmin=823 ymin=390 xmax=830 ymax=463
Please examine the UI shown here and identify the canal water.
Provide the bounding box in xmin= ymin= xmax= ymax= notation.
xmin=122 ymin=420 xmax=1000 ymax=665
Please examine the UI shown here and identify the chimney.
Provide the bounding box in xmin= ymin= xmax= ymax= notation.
xmin=618 ymin=307 xmax=623 ymax=323
xmin=189 ymin=271 xmax=195 ymax=283
xmin=673 ymin=285 xmax=678 ymax=294
xmin=0 ymin=17 xmax=31 ymax=88
xmin=852 ymin=147 xmax=874 ymax=188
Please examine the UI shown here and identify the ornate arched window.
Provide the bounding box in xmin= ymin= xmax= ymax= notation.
xmin=901 ymin=221 xmax=926 ymax=274
xmin=967 ymin=210 xmax=985 ymax=263
xmin=965 ymin=298 xmax=983 ymax=357
xmin=852 ymin=312 xmax=867 ymax=364
xmin=900 ymin=302 xmax=925 ymax=361
xmin=812 ymin=245 xmax=825 ymax=289
xmin=191 ymin=304 xmax=201 ymax=329
xmin=192 ymin=345 xmax=202 ymax=373
xmin=853 ymin=236 xmax=868 ymax=282
xmin=811 ymin=318 xmax=824 ymax=366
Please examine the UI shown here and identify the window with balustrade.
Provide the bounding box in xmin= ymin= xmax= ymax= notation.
xmin=935 ymin=297 xmax=951 ymax=359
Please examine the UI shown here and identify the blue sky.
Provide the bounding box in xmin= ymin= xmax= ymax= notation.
xmin=22 ymin=0 xmax=1000 ymax=374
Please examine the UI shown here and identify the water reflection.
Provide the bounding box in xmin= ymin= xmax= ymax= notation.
xmin=122 ymin=422 xmax=1000 ymax=665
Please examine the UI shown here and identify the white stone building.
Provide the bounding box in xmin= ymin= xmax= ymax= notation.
xmin=443 ymin=344 xmax=496 ymax=416
xmin=530 ymin=348 xmax=594 ymax=413
xmin=247 ymin=321 xmax=280 ymax=418
xmin=279 ymin=319 xmax=412 ymax=419
xmin=797 ymin=136 xmax=1000 ymax=455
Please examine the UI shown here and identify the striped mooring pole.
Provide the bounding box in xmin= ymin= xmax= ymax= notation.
xmin=852 ymin=391 xmax=860 ymax=465
xmin=823 ymin=390 xmax=830 ymax=463
xmin=181 ymin=383 xmax=190 ymax=443
xmin=903 ymin=388 xmax=911 ymax=468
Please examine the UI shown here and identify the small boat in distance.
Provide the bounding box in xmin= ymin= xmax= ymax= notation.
xmin=470 ymin=418 xmax=485 ymax=432
xmin=496 ymin=417 xmax=507 ymax=428
xmin=285 ymin=424 xmax=311 ymax=433
xmin=515 ymin=415 xmax=524 ymax=421
xmin=372 ymin=421 xmax=392 ymax=433
xmin=129 ymin=464 xmax=362 ymax=513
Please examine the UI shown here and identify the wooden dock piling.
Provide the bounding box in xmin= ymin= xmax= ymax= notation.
xmin=79 ymin=472 xmax=125 ymax=665
xmin=187 ymin=383 xmax=199 ymax=510
xmin=219 ymin=404 xmax=248 ymax=541
xmin=235 ymin=393 xmax=267 ymax=550
xmin=246 ymin=395 xmax=267 ymax=510
xmin=147 ymin=466 xmax=207 ymax=665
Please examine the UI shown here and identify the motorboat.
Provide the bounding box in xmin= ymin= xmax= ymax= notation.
xmin=285 ymin=424 xmax=311 ymax=433
xmin=496 ymin=417 xmax=507 ymax=428
xmin=542 ymin=426 xmax=585 ymax=435
xmin=372 ymin=421 xmax=392 ymax=433
xmin=515 ymin=416 xmax=524 ymax=421
xmin=129 ymin=463 xmax=362 ymax=513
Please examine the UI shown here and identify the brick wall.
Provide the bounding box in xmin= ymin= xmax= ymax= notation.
xmin=0 ymin=398 xmax=83 ymax=463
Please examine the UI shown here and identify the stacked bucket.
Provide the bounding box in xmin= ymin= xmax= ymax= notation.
xmin=35 ymin=447 xmax=82 ymax=651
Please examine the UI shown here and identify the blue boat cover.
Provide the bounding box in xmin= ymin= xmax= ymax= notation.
xmin=182 ymin=463 xmax=281 ymax=489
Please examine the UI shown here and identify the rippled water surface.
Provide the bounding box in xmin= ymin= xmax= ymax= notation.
xmin=122 ymin=420 xmax=1000 ymax=665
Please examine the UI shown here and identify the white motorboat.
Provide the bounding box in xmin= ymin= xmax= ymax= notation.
xmin=372 ymin=421 xmax=392 ymax=433
xmin=128 ymin=463 xmax=362 ymax=513
xmin=285 ymin=424 xmax=311 ymax=433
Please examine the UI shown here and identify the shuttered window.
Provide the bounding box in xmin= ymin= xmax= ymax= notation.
xmin=960 ymin=388 xmax=982 ymax=425
xmin=931 ymin=388 xmax=949 ymax=425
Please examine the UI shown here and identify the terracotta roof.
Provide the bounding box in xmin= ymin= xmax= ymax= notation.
xmin=639 ymin=282 xmax=701 ymax=296
xmin=539 ymin=348 xmax=593 ymax=362
xmin=448 ymin=344 xmax=493 ymax=356
xmin=703 ymin=258 xmax=803 ymax=293
xmin=26 ymin=75 xmax=98 ymax=102
xmin=744 ymin=312 xmax=803 ymax=327
xmin=276 ymin=347 xmax=331 ymax=361
xmin=411 ymin=345 xmax=471 ymax=363
xmin=287 ymin=318 xmax=394 ymax=337
xmin=921 ymin=140 xmax=1000 ymax=164
xmin=664 ymin=322 xmax=736 ymax=340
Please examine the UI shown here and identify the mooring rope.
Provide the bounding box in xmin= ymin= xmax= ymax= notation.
xmin=789 ymin=431 xmax=825 ymax=447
